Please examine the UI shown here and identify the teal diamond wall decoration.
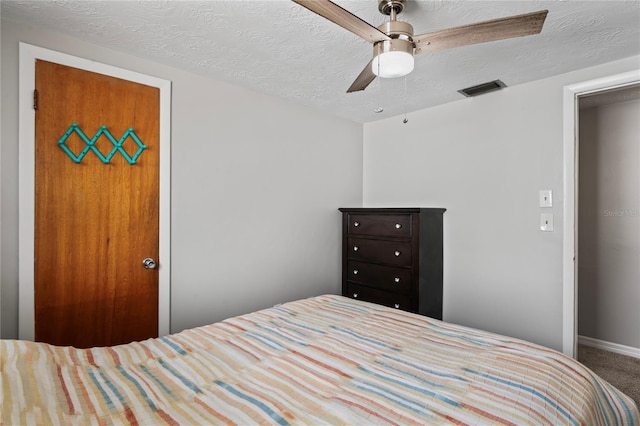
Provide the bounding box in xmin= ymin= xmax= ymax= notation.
xmin=58 ymin=123 xmax=147 ymax=165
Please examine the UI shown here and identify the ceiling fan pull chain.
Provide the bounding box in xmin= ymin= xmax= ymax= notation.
xmin=403 ymin=76 xmax=408 ymax=124
xmin=374 ymin=62 xmax=384 ymax=114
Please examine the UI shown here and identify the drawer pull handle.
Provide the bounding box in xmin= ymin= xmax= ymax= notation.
xmin=353 ymin=246 xmax=359 ymax=252
xmin=354 ymin=221 xmax=360 ymax=227
xmin=353 ymin=293 xmax=358 ymax=298
xmin=395 ymin=223 xmax=402 ymax=229
xmin=353 ymin=269 xmax=358 ymax=275
xmin=394 ymin=304 xmax=400 ymax=309
xmin=394 ymin=277 xmax=400 ymax=283
xmin=394 ymin=250 xmax=401 ymax=257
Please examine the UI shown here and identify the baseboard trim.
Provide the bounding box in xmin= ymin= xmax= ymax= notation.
xmin=578 ymin=335 xmax=640 ymax=359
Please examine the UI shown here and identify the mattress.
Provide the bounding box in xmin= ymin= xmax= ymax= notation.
xmin=2 ymin=294 xmax=638 ymax=425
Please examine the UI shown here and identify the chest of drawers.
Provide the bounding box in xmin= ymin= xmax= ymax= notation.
xmin=339 ymin=208 xmax=445 ymax=319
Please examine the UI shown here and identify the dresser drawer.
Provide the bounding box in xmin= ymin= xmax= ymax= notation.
xmin=347 ymin=261 xmax=412 ymax=294
xmin=347 ymin=238 xmax=412 ymax=267
xmin=347 ymin=214 xmax=412 ymax=238
xmin=346 ymin=283 xmax=412 ymax=311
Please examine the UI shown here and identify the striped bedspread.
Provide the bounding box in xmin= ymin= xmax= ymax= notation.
xmin=2 ymin=295 xmax=638 ymax=425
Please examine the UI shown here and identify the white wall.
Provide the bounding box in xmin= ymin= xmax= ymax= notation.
xmin=1 ymin=19 xmax=363 ymax=338
xmin=363 ymin=55 xmax=640 ymax=351
xmin=578 ymin=99 xmax=640 ymax=349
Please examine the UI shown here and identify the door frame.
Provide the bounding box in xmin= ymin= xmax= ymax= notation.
xmin=18 ymin=43 xmax=171 ymax=340
xmin=561 ymin=69 xmax=640 ymax=358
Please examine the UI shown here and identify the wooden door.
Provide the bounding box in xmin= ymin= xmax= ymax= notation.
xmin=34 ymin=60 xmax=160 ymax=348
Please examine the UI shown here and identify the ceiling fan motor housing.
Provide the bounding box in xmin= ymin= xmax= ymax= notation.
xmin=378 ymin=20 xmax=414 ymax=39
xmin=373 ymin=38 xmax=414 ymax=59
xmin=373 ymin=20 xmax=415 ymax=60
xmin=372 ymin=20 xmax=415 ymax=78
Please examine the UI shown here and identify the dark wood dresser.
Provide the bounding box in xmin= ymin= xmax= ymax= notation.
xmin=339 ymin=208 xmax=445 ymax=319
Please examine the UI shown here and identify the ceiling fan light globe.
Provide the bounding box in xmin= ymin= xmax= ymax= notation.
xmin=372 ymin=51 xmax=414 ymax=78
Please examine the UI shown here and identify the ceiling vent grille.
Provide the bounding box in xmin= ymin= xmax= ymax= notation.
xmin=458 ymin=80 xmax=506 ymax=97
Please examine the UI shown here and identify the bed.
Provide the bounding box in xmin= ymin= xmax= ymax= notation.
xmin=2 ymin=294 xmax=638 ymax=425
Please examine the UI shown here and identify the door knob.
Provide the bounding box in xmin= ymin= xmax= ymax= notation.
xmin=142 ymin=258 xmax=157 ymax=269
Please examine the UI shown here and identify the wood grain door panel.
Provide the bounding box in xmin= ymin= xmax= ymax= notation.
xmin=34 ymin=60 xmax=160 ymax=348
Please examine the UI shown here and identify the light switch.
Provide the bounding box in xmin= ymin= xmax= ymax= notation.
xmin=540 ymin=213 xmax=554 ymax=231
xmin=539 ymin=190 xmax=553 ymax=207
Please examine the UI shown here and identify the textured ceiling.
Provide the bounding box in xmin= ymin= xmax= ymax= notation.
xmin=2 ymin=0 xmax=640 ymax=123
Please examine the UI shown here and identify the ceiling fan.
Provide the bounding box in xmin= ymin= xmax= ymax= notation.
xmin=292 ymin=0 xmax=548 ymax=93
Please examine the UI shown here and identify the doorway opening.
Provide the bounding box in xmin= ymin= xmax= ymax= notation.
xmin=562 ymin=70 xmax=640 ymax=358
xmin=577 ymin=84 xmax=640 ymax=359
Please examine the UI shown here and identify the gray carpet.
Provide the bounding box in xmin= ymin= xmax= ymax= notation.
xmin=578 ymin=344 xmax=640 ymax=406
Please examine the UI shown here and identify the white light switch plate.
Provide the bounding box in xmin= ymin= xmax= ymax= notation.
xmin=539 ymin=190 xmax=553 ymax=207
xmin=540 ymin=213 xmax=554 ymax=231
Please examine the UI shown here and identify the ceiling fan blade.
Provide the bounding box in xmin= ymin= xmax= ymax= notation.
xmin=414 ymin=10 xmax=548 ymax=54
xmin=292 ymin=0 xmax=390 ymax=44
xmin=347 ymin=60 xmax=376 ymax=93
